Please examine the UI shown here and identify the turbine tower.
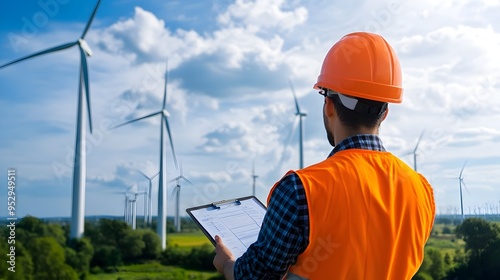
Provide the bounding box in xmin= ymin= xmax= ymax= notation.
xmin=169 ymin=161 xmax=192 ymax=233
xmin=113 ymin=62 xmax=177 ymax=249
xmin=0 ymin=0 xmax=102 ymax=239
xmin=289 ymin=80 xmax=307 ymax=169
xmin=138 ymin=170 xmax=159 ymax=226
xmin=252 ymin=160 xmax=258 ymax=197
xmin=130 ymin=191 xmax=146 ymax=230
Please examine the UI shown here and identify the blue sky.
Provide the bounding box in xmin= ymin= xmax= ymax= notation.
xmin=1 ymin=0 xmax=500 ymax=218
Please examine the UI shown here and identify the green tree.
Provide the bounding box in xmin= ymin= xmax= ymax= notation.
xmin=447 ymin=218 xmax=500 ymax=279
xmin=455 ymin=218 xmax=500 ymax=258
xmin=412 ymin=272 xmax=432 ymax=280
xmin=3 ymin=242 xmax=34 ymax=280
xmin=66 ymin=237 xmax=94 ymax=276
xmin=91 ymin=245 xmax=122 ymax=269
xmin=16 ymin=216 xmax=48 ymax=244
xmin=47 ymin=223 xmax=67 ymax=246
xmin=120 ymin=230 xmax=146 ymax=262
xmin=427 ymin=248 xmax=445 ymax=280
xmin=97 ymin=219 xmax=129 ymax=246
xmin=140 ymin=229 xmax=161 ymax=259
xmin=28 ymin=236 xmax=78 ymax=280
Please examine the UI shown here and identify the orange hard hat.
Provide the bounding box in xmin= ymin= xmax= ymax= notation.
xmin=314 ymin=32 xmax=403 ymax=103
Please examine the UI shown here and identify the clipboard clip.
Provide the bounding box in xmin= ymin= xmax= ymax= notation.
xmin=211 ymin=199 xmax=241 ymax=209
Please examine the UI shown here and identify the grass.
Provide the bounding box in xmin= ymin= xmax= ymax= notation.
xmin=426 ymin=223 xmax=465 ymax=257
xmin=86 ymin=262 xmax=220 ymax=280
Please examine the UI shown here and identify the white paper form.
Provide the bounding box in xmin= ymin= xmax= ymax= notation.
xmin=188 ymin=197 xmax=267 ymax=259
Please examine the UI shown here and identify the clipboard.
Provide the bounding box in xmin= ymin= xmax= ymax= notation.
xmin=186 ymin=196 xmax=267 ymax=259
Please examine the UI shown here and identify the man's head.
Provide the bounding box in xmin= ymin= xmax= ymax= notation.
xmin=314 ymin=32 xmax=403 ymax=146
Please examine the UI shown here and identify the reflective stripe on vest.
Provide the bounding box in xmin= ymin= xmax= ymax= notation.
xmin=268 ymin=149 xmax=435 ymax=280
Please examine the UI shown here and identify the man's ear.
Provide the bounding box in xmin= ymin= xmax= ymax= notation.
xmin=324 ymin=97 xmax=335 ymax=118
xmin=381 ymin=107 xmax=389 ymax=122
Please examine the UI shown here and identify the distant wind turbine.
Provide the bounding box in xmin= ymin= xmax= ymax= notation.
xmin=138 ymin=170 xmax=159 ymax=227
xmin=458 ymin=161 xmax=469 ymax=222
xmin=169 ymin=161 xmax=192 ymax=233
xmin=113 ymin=62 xmax=177 ymax=249
xmin=252 ymin=160 xmax=258 ymax=197
xmin=403 ymin=130 xmax=425 ymax=172
xmin=130 ymin=191 xmax=146 ymax=230
xmin=289 ymin=80 xmax=307 ymax=169
xmin=0 ymin=0 xmax=102 ymax=239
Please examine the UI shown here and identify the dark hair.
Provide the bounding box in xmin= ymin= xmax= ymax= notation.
xmin=330 ymin=94 xmax=387 ymax=130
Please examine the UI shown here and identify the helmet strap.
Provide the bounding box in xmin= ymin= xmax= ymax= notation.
xmin=325 ymin=89 xmax=387 ymax=116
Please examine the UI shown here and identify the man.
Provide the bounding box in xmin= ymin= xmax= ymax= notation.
xmin=213 ymin=32 xmax=435 ymax=279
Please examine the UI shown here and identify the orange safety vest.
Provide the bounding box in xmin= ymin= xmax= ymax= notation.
xmin=268 ymin=149 xmax=435 ymax=280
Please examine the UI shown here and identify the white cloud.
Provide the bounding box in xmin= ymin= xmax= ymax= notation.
xmin=218 ymin=0 xmax=308 ymax=31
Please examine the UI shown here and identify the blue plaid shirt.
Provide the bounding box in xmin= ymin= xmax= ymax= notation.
xmin=234 ymin=134 xmax=386 ymax=279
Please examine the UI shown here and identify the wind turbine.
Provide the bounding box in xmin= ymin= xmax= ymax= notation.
xmin=458 ymin=161 xmax=469 ymax=222
xmin=138 ymin=170 xmax=159 ymax=226
xmin=289 ymin=80 xmax=307 ymax=169
xmin=251 ymin=160 xmax=258 ymax=197
xmin=130 ymin=191 xmax=146 ymax=230
xmin=113 ymin=62 xmax=177 ymax=249
xmin=403 ymin=130 xmax=425 ymax=172
xmin=0 ymin=0 xmax=102 ymax=239
xmin=169 ymin=161 xmax=192 ymax=233
xmin=412 ymin=131 xmax=425 ymax=172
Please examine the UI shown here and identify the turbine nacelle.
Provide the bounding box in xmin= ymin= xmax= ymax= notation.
xmin=78 ymin=39 xmax=93 ymax=57
xmin=162 ymin=109 xmax=171 ymax=117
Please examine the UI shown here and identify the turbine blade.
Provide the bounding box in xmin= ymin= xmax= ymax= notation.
xmin=138 ymin=170 xmax=149 ymax=180
xmin=0 ymin=41 xmax=77 ymax=69
xmin=459 ymin=160 xmax=468 ymax=178
xmin=180 ymin=176 xmax=193 ymax=185
xmin=80 ymin=49 xmax=93 ymax=133
xmin=414 ymin=130 xmax=425 ymax=153
xmin=112 ymin=111 xmax=161 ymax=129
xmin=462 ymin=180 xmax=471 ymax=195
xmin=170 ymin=186 xmax=178 ymax=200
xmin=164 ymin=115 xmax=178 ymax=169
xmin=168 ymin=176 xmax=179 ymax=183
xmin=162 ymin=60 xmax=169 ymax=110
xmin=151 ymin=171 xmax=160 ymax=180
xmin=277 ymin=116 xmax=300 ymax=171
xmin=288 ymin=79 xmax=301 ymax=114
xmin=81 ymin=0 xmax=102 ymax=39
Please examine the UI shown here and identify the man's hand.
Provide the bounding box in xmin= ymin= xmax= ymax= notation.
xmin=213 ymin=235 xmax=236 ymax=279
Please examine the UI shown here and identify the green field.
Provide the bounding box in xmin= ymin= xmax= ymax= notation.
xmin=87 ymin=262 xmax=219 ymax=280
xmin=168 ymin=232 xmax=212 ymax=249
xmin=87 ymin=262 xmax=220 ymax=280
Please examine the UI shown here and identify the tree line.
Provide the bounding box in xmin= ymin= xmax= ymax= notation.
xmin=1 ymin=216 xmax=499 ymax=279
xmin=0 ymin=216 xmax=217 ymax=280
xmin=414 ymin=218 xmax=500 ymax=279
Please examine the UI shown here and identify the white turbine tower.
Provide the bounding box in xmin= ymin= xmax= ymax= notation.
xmin=130 ymin=191 xmax=146 ymax=230
xmin=169 ymin=161 xmax=192 ymax=233
xmin=289 ymin=80 xmax=307 ymax=169
xmin=113 ymin=62 xmax=177 ymax=249
xmin=138 ymin=170 xmax=159 ymax=227
xmin=0 ymin=0 xmax=102 ymax=239
xmin=252 ymin=160 xmax=258 ymax=197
